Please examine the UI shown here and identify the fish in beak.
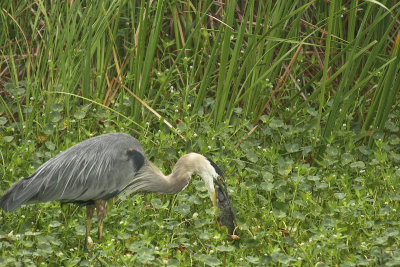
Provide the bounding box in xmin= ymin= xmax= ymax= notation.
xmin=213 ymin=176 xmax=236 ymax=235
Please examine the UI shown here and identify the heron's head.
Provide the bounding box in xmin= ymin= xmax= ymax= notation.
xmin=176 ymin=153 xmax=221 ymax=204
xmin=183 ymin=153 xmax=223 ymax=206
xmin=182 ymin=153 xmax=236 ymax=234
xmin=204 ymin=157 xmax=226 ymax=207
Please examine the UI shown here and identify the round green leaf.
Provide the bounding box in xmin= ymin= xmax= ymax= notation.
xmin=350 ymin=161 xmax=365 ymax=169
xmin=51 ymin=103 xmax=64 ymax=112
xmin=174 ymin=204 xmax=190 ymax=216
xmin=151 ymin=198 xmax=162 ymax=209
xmin=49 ymin=221 xmax=61 ymax=228
xmin=341 ymin=153 xmax=353 ymax=165
xmin=291 ymin=211 xmax=305 ymax=221
xmin=74 ymin=110 xmax=86 ymax=120
xmin=334 ymin=193 xmax=345 ymax=200
xmin=45 ymin=141 xmax=56 ymax=151
xmin=201 ymin=255 xmax=221 ymax=266
xmin=50 ymin=111 xmax=62 ymax=123
xmin=269 ymin=119 xmax=284 ymax=129
xmin=246 ymin=256 xmax=259 ymax=264
xmin=260 ymin=182 xmax=274 ymax=191
xmin=0 ymin=117 xmax=7 ymax=126
xmin=307 ymin=175 xmax=320 ymax=181
xmin=285 ymin=143 xmax=300 ymax=153
xmin=3 ymin=136 xmax=14 ymax=142
xmin=216 ymin=245 xmax=235 ymax=252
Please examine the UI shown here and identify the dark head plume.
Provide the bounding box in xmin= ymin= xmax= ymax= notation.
xmin=206 ymin=157 xmax=224 ymax=179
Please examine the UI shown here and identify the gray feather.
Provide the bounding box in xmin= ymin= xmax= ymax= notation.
xmin=0 ymin=133 xmax=146 ymax=211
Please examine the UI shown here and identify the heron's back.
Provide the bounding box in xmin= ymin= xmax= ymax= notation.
xmin=0 ymin=133 xmax=146 ymax=211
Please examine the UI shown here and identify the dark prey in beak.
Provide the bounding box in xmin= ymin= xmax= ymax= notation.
xmin=214 ymin=176 xmax=236 ymax=235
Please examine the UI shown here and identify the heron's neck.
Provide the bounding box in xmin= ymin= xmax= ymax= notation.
xmin=148 ymin=154 xmax=204 ymax=194
xmin=127 ymin=153 xmax=204 ymax=195
xmin=164 ymin=158 xmax=195 ymax=194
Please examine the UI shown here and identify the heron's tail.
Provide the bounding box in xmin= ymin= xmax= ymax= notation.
xmin=0 ymin=176 xmax=37 ymax=212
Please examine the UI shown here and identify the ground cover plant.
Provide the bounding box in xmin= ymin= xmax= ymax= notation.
xmin=2 ymin=0 xmax=400 ymax=266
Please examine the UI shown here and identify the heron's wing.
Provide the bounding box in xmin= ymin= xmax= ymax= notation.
xmin=0 ymin=133 xmax=146 ymax=211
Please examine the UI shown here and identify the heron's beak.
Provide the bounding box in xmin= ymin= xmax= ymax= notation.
xmin=213 ymin=176 xmax=236 ymax=235
xmin=212 ymin=191 xmax=217 ymax=206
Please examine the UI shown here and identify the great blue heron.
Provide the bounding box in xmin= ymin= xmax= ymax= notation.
xmin=0 ymin=133 xmax=235 ymax=251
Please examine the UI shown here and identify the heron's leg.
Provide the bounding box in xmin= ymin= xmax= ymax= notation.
xmin=85 ymin=205 xmax=95 ymax=252
xmin=95 ymin=199 xmax=108 ymax=240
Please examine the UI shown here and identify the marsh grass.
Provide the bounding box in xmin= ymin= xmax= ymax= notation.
xmin=2 ymin=0 xmax=400 ymax=265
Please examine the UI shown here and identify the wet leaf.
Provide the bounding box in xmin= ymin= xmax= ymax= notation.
xmin=271 ymin=250 xmax=295 ymax=264
xmin=359 ymin=146 xmax=372 ymax=156
xmin=334 ymin=193 xmax=345 ymax=200
xmin=272 ymin=209 xmax=286 ymax=218
xmin=51 ymin=103 xmax=63 ymax=112
xmin=49 ymin=221 xmax=61 ymax=227
xmin=45 ymin=141 xmax=55 ymax=151
xmin=74 ymin=110 xmax=86 ymax=120
xmin=174 ymin=204 xmax=190 ymax=216
xmin=269 ymin=119 xmax=284 ymax=129
xmin=302 ymin=146 xmax=313 ymax=156
xmin=285 ymin=143 xmax=300 ymax=153
xmin=24 ymin=106 xmax=33 ymax=114
xmin=199 ymin=231 xmax=210 ymax=240
xmin=260 ymin=115 xmax=268 ymax=123
xmin=246 ymin=256 xmax=259 ymax=264
xmin=50 ymin=111 xmax=62 ymax=123
xmin=137 ymin=247 xmax=155 ymax=264
xmin=166 ymin=243 xmax=179 ymax=249
xmin=341 ymin=153 xmax=353 ymax=165
xmin=216 ymin=245 xmax=235 ymax=252
xmin=315 ymin=181 xmax=328 ymax=190
xmin=350 ymin=161 xmax=365 ymax=169
xmin=0 ymin=117 xmax=7 ymax=126
xmin=167 ymin=259 xmax=180 ymax=266
xmin=195 ymin=254 xmax=221 ymax=266
xmin=22 ymin=241 xmax=33 ymax=248
xmin=326 ymin=146 xmax=338 ymax=156
xmin=4 ymin=136 xmax=13 ymax=142
xmin=385 ymin=228 xmax=398 ymax=237
xmin=246 ymin=151 xmax=258 ymax=163
xmin=42 ymin=124 xmax=54 ymax=136
xmin=379 ymin=206 xmax=390 ymax=216
xmin=375 ymin=236 xmax=388 ymax=245
xmin=177 ymin=122 xmax=187 ymax=131
xmin=37 ymin=243 xmax=53 ymax=256
xmin=307 ymin=175 xmax=320 ymax=181
xmin=260 ymin=182 xmax=274 ymax=191
xmin=151 ymin=198 xmax=162 ymax=209
xmin=291 ymin=211 xmax=305 ymax=221
xmin=262 ymin=171 xmax=273 ymax=181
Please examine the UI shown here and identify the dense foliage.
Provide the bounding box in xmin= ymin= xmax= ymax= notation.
xmin=1 ymin=0 xmax=400 ymax=266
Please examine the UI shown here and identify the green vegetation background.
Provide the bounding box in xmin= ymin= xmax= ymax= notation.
xmin=1 ymin=1 xmax=400 ymax=266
